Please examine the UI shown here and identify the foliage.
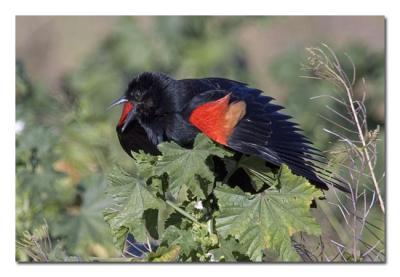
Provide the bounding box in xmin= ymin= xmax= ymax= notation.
xmin=155 ymin=135 xmax=229 ymax=201
xmin=104 ymin=164 xmax=166 ymax=249
xmin=214 ymin=166 xmax=323 ymax=261
xmin=104 ymin=134 xmax=323 ymax=262
xmin=16 ymin=61 xmax=117 ymax=261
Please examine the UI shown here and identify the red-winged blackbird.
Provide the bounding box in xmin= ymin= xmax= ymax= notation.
xmin=110 ymin=72 xmax=348 ymax=192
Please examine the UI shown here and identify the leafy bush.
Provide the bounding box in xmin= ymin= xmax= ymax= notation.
xmin=104 ymin=134 xmax=323 ymax=262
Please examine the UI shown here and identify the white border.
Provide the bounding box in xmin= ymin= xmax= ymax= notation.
xmin=2 ymin=0 xmax=398 ymax=276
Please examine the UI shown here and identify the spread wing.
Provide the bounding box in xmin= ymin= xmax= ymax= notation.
xmin=186 ymin=81 xmax=348 ymax=192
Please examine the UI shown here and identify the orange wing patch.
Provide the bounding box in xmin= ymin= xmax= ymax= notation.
xmin=189 ymin=94 xmax=246 ymax=145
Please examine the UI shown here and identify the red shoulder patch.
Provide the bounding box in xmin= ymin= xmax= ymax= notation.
xmin=189 ymin=94 xmax=246 ymax=145
xmin=118 ymin=102 xmax=134 ymax=126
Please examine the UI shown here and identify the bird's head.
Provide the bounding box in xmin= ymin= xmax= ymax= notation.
xmin=109 ymin=72 xmax=169 ymax=132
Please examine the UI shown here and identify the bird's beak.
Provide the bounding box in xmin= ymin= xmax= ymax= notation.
xmin=107 ymin=95 xmax=128 ymax=110
xmin=121 ymin=105 xmax=137 ymax=133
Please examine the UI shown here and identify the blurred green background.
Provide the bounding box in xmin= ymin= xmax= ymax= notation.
xmin=15 ymin=16 xmax=385 ymax=261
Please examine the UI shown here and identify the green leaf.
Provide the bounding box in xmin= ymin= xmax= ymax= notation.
xmin=215 ymin=165 xmax=323 ymax=262
xmin=104 ymin=167 xmax=166 ymax=249
xmin=237 ymin=155 xmax=276 ymax=191
xmin=209 ymin=236 xmax=247 ymax=262
xmin=155 ymin=134 xmax=228 ymax=201
xmin=131 ymin=151 xmax=158 ymax=178
xmin=161 ymin=225 xmax=198 ymax=256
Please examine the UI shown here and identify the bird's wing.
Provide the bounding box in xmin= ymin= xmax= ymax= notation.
xmin=186 ymin=83 xmax=348 ymax=192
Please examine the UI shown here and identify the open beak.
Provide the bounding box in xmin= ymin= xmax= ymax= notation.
xmin=107 ymin=95 xmax=128 ymax=110
xmin=109 ymin=95 xmax=137 ymax=132
xmin=121 ymin=105 xmax=137 ymax=132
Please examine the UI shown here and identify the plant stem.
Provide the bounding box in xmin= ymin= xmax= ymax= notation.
xmin=207 ymin=219 xmax=214 ymax=235
xmin=318 ymin=200 xmax=350 ymax=245
xmin=315 ymin=44 xmax=385 ymax=214
xmin=338 ymin=76 xmax=385 ymax=214
xmin=165 ymin=200 xmax=200 ymax=225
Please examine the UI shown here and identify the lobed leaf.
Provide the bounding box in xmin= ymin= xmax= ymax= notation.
xmin=215 ymin=165 xmax=323 ymax=261
xmin=161 ymin=225 xmax=198 ymax=257
xmin=155 ymin=134 xmax=229 ymax=201
xmin=104 ymin=167 xmax=166 ymax=249
xmin=209 ymin=236 xmax=247 ymax=262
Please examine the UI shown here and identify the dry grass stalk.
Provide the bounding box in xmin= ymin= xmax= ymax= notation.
xmin=301 ymin=43 xmax=385 ymax=214
xmin=300 ymin=44 xmax=385 ymax=262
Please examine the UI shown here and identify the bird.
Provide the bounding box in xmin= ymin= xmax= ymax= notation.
xmin=110 ymin=71 xmax=348 ymax=193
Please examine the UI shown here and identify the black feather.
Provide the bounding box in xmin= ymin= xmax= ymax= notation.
xmin=117 ymin=120 xmax=160 ymax=156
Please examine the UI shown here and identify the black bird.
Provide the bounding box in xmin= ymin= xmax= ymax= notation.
xmin=111 ymin=72 xmax=347 ymax=192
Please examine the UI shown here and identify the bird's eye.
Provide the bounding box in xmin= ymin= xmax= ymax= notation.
xmin=134 ymin=90 xmax=143 ymax=100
